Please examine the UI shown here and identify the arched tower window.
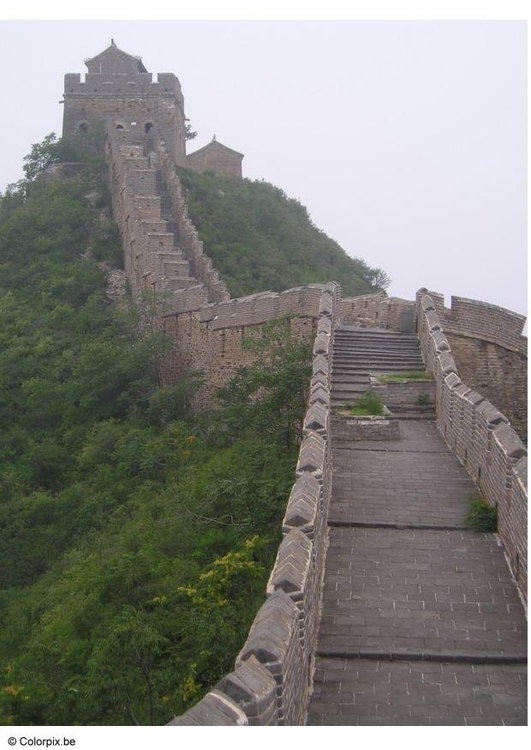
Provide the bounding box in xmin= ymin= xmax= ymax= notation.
xmin=77 ymin=122 xmax=88 ymax=133
xmin=144 ymin=122 xmax=153 ymax=134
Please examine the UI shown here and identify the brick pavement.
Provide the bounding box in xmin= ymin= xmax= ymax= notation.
xmin=307 ymin=419 xmax=527 ymax=726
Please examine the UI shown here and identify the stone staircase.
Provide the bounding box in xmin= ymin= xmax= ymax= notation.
xmin=119 ymin=140 xmax=203 ymax=295
xmin=331 ymin=325 xmax=434 ymax=418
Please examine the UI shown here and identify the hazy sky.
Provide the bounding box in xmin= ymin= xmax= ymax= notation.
xmin=0 ymin=13 xmax=527 ymax=317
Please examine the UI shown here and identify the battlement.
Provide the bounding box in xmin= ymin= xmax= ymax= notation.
xmin=64 ymin=72 xmax=184 ymax=104
xmin=63 ymin=43 xmax=187 ymax=167
xmin=420 ymin=289 xmax=527 ymax=354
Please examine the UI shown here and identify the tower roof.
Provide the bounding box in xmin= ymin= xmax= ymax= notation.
xmin=188 ymin=136 xmax=244 ymax=160
xmin=84 ymin=39 xmax=148 ymax=75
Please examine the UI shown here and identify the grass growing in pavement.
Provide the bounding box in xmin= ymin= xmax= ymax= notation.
xmin=376 ymin=371 xmax=434 ymax=384
xmin=342 ymin=391 xmax=386 ymax=416
xmin=465 ymin=497 xmax=498 ymax=532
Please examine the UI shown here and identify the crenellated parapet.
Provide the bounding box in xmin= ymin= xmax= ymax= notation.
xmin=417 ymin=292 xmax=527 ymax=604
xmin=419 ymin=289 xmax=527 ymax=354
xmin=417 ymin=290 xmax=527 ymax=442
xmin=63 ymin=41 xmax=187 ymax=167
xmin=170 ymin=282 xmax=340 ymax=725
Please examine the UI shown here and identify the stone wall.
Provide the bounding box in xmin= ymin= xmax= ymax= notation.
xmin=340 ymin=292 xmax=416 ymax=331
xmin=161 ymin=286 xmax=323 ymax=408
xmin=63 ymin=69 xmax=187 ymax=167
xmin=417 ymin=292 xmax=527 ymax=604
xmin=342 ymin=290 xmax=527 ymax=442
xmin=169 ymin=282 xmax=340 ymax=725
xmin=186 ymin=138 xmax=244 ymax=179
xmin=419 ymin=290 xmax=527 ymax=441
xmin=149 ymin=131 xmax=231 ymax=303
xmin=105 ymin=126 xmax=229 ymax=305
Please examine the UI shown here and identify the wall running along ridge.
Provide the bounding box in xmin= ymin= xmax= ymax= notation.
xmin=416 ymin=292 xmax=527 ymax=604
xmin=169 ymin=282 xmax=340 ymax=726
xmin=61 ymin=44 xmax=526 ymax=726
xmin=102 ymin=123 xmax=526 ymax=725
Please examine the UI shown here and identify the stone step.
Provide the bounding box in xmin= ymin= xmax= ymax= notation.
xmin=334 ymin=341 xmax=421 ymax=349
xmin=334 ymin=331 xmax=418 ymax=341
xmin=331 ymin=374 xmax=372 ymax=383
xmin=334 ymin=340 xmax=422 ymax=350
xmin=333 ymin=360 xmax=424 ymax=369
xmin=332 ymin=362 xmax=425 ymax=372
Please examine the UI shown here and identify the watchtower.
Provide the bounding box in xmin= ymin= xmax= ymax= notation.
xmin=62 ymin=40 xmax=187 ymax=166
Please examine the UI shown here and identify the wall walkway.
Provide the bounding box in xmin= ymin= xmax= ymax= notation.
xmin=101 ymin=124 xmax=526 ymax=724
xmin=308 ymin=417 xmax=527 ymax=725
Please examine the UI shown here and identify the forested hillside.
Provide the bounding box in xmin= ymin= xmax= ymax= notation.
xmin=178 ymin=167 xmax=389 ymax=298
xmin=0 ymin=138 xmax=310 ymax=725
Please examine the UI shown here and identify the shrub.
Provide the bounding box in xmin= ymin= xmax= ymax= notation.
xmin=465 ymin=497 xmax=498 ymax=532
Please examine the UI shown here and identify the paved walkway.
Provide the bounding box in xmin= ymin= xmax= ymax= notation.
xmin=308 ymin=419 xmax=527 ymax=726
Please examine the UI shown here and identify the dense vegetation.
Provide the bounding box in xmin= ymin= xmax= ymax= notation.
xmin=178 ymin=167 xmax=390 ymax=298
xmin=0 ymin=136 xmax=311 ymax=725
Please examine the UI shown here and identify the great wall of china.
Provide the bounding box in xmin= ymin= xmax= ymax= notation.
xmin=61 ymin=43 xmax=527 ymax=725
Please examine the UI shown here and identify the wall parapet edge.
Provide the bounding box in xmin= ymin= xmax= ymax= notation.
xmin=170 ymin=281 xmax=340 ymax=725
xmin=416 ymin=291 xmax=528 ymax=605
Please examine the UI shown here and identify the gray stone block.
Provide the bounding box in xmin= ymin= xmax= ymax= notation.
xmin=296 ymin=433 xmax=326 ymax=477
xmin=217 ymin=656 xmax=278 ymax=724
xmin=303 ymin=402 xmax=328 ymax=434
xmin=267 ymin=528 xmax=313 ymax=598
xmin=168 ymin=689 xmax=248 ymax=726
xmin=421 ymin=295 xmax=436 ymax=312
xmin=512 ymin=456 xmax=527 ymax=490
xmin=313 ymin=331 xmax=330 ymax=356
xmin=492 ymin=422 xmax=527 ymax=460
xmin=444 ymin=372 xmax=462 ymax=390
xmin=476 ymin=400 xmax=510 ymax=427
xmin=426 ymin=309 xmax=442 ymax=331
xmin=439 ymin=351 xmax=457 ymax=375
xmin=318 ymin=316 xmax=332 ymax=335
xmin=433 ymin=330 xmax=451 ymax=352
xmin=237 ymin=592 xmax=299 ymax=667
xmin=309 ymin=383 xmax=331 ymax=407
xmin=283 ymin=472 xmax=321 ymax=535
xmin=319 ymin=294 xmax=333 ymax=317
xmin=312 ymin=354 xmax=329 ymax=377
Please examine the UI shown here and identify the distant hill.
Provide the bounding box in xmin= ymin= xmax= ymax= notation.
xmin=177 ymin=168 xmax=389 ymax=299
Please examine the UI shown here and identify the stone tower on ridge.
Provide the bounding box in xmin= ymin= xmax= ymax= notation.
xmin=62 ymin=41 xmax=244 ymax=178
xmin=62 ymin=40 xmax=187 ymax=167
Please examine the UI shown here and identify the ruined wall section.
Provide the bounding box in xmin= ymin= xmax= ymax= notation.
xmin=417 ymin=292 xmax=527 ymax=604
xmin=170 ymin=283 xmax=340 ymax=726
